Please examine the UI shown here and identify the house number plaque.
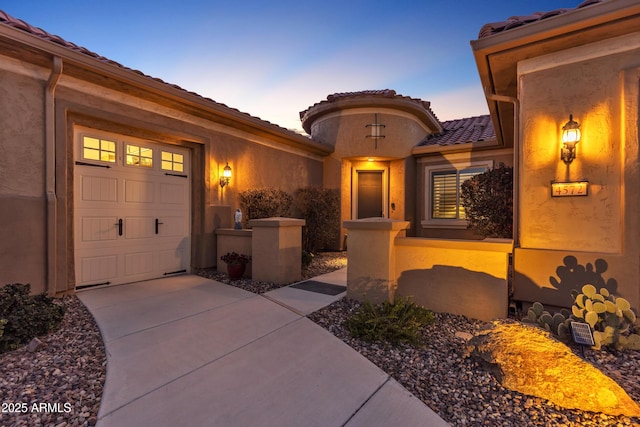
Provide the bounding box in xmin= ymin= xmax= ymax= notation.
xmin=551 ymin=181 xmax=589 ymax=197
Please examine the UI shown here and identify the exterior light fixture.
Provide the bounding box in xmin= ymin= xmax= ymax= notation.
xmin=561 ymin=114 xmax=581 ymax=165
xmin=366 ymin=113 xmax=385 ymax=149
xmin=220 ymin=162 xmax=232 ymax=187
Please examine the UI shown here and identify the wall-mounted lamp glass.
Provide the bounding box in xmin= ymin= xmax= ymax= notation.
xmin=220 ymin=162 xmax=232 ymax=187
xmin=561 ymin=114 xmax=581 ymax=165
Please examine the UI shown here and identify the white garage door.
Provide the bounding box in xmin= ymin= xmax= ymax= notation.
xmin=74 ymin=130 xmax=190 ymax=289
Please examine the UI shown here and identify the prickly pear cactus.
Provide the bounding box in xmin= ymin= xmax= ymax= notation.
xmin=523 ymin=301 xmax=572 ymax=344
xmin=571 ymin=284 xmax=640 ymax=351
xmin=523 ymin=284 xmax=639 ymax=351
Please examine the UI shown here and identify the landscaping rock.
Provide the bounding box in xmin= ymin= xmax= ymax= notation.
xmin=465 ymin=321 xmax=640 ymax=417
xmin=454 ymin=331 xmax=473 ymax=341
xmin=27 ymin=337 xmax=44 ymax=352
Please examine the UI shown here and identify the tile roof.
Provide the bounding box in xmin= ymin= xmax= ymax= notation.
xmin=417 ymin=115 xmax=494 ymax=147
xmin=0 ymin=9 xmax=300 ymax=134
xmin=299 ymin=89 xmax=438 ymax=121
xmin=478 ymin=0 xmax=604 ymax=38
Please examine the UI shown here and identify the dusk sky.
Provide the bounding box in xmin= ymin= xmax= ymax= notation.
xmin=3 ymin=1 xmax=580 ymax=132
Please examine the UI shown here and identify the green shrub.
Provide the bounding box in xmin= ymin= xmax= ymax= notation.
xmin=292 ymin=187 xmax=340 ymax=253
xmin=238 ymin=188 xmax=292 ymax=228
xmin=0 ymin=283 xmax=66 ymax=354
xmin=460 ymin=163 xmax=513 ymax=238
xmin=345 ymin=297 xmax=435 ymax=346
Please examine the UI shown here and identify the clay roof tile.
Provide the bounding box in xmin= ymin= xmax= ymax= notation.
xmin=418 ymin=115 xmax=494 ymax=147
xmin=300 ymin=89 xmax=437 ymax=121
xmin=478 ymin=0 xmax=604 ymax=38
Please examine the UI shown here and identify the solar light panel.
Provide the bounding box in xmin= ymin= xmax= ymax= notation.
xmin=570 ymin=321 xmax=595 ymax=346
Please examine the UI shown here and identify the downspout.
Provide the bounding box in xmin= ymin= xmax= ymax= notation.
xmin=46 ymin=56 xmax=63 ymax=296
xmin=484 ymin=91 xmax=520 ymax=249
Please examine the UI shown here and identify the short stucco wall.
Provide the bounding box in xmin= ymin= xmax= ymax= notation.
xmin=394 ymin=238 xmax=513 ymax=321
xmin=344 ymin=218 xmax=513 ymax=321
xmin=215 ymin=228 xmax=252 ymax=277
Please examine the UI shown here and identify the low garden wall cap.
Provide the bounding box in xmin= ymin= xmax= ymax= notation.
xmin=248 ymin=217 xmax=306 ymax=227
xmin=215 ymin=228 xmax=252 ymax=236
xmin=344 ymin=218 xmax=410 ymax=230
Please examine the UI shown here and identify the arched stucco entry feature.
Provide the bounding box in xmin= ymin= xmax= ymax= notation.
xmin=300 ymin=90 xmax=442 ymax=247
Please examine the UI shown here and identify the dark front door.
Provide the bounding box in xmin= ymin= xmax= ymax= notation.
xmin=357 ymin=171 xmax=383 ymax=218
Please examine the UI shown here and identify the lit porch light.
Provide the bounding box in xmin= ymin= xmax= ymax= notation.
xmin=220 ymin=162 xmax=232 ymax=187
xmin=561 ymin=114 xmax=581 ymax=165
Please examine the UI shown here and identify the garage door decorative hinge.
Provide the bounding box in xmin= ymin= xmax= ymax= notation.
xmin=165 ymin=173 xmax=188 ymax=178
xmin=75 ymin=161 xmax=111 ymax=169
xmin=164 ymin=269 xmax=187 ymax=276
xmin=76 ymin=281 xmax=111 ymax=290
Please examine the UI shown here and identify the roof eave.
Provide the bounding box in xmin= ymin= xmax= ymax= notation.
xmin=412 ymin=138 xmax=500 ymax=156
xmin=471 ymin=0 xmax=640 ymax=147
xmin=0 ymin=21 xmax=333 ymax=156
xmin=301 ymin=96 xmax=442 ymax=135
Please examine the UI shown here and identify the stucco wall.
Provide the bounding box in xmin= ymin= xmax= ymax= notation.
xmin=0 ymin=68 xmax=48 ymax=292
xmin=310 ymin=108 xmax=430 ymax=159
xmin=0 ymin=52 xmax=325 ymax=295
xmin=515 ymin=34 xmax=640 ymax=310
xmin=309 ymin=105 xmax=433 ymax=247
xmin=395 ymin=238 xmax=512 ymax=321
xmin=344 ymin=218 xmax=512 ymax=321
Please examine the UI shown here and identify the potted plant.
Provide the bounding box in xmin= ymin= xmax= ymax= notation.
xmin=220 ymin=252 xmax=251 ymax=280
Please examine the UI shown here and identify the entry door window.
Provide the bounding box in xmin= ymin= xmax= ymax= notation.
xmin=357 ymin=171 xmax=384 ymax=218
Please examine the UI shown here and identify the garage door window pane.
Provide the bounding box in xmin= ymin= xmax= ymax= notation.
xmin=83 ymin=136 xmax=116 ymax=163
xmin=161 ymin=151 xmax=184 ymax=172
xmin=126 ymin=145 xmax=153 ymax=168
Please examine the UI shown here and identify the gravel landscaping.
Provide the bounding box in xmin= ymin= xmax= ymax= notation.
xmin=309 ymin=298 xmax=640 ymax=427
xmin=0 ymin=296 xmax=105 ymax=427
xmin=3 ymin=251 xmax=639 ymax=427
xmin=194 ymin=251 xmax=348 ymax=294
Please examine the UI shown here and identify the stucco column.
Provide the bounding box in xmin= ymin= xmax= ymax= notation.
xmin=249 ymin=217 xmax=306 ymax=284
xmin=344 ymin=218 xmax=410 ymax=303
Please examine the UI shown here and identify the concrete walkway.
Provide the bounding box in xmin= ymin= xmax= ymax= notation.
xmin=78 ymin=271 xmax=449 ymax=427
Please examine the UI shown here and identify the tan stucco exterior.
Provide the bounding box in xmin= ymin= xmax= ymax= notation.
xmin=301 ymin=93 xmax=441 ymax=243
xmin=472 ymin=0 xmax=640 ymax=310
xmin=344 ymin=218 xmax=511 ymax=321
xmin=515 ymin=34 xmax=640 ymax=309
xmin=0 ymin=23 xmax=330 ymax=295
xmin=4 ymin=0 xmax=639 ymax=318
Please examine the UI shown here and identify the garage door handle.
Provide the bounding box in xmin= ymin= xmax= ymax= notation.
xmin=155 ymin=218 xmax=164 ymax=234
xmin=115 ymin=218 xmax=123 ymax=236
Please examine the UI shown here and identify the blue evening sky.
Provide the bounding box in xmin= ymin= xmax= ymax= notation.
xmin=2 ymin=1 xmax=580 ymax=132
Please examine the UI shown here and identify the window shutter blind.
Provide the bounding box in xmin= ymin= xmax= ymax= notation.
xmin=432 ymin=172 xmax=457 ymax=218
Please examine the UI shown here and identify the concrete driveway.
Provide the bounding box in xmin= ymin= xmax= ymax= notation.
xmin=78 ymin=274 xmax=449 ymax=427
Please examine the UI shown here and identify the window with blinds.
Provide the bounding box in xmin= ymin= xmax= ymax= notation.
xmin=431 ymin=167 xmax=486 ymax=219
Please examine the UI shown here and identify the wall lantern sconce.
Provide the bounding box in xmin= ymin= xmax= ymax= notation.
xmin=220 ymin=162 xmax=232 ymax=187
xmin=561 ymin=114 xmax=581 ymax=165
xmin=366 ymin=113 xmax=385 ymax=149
